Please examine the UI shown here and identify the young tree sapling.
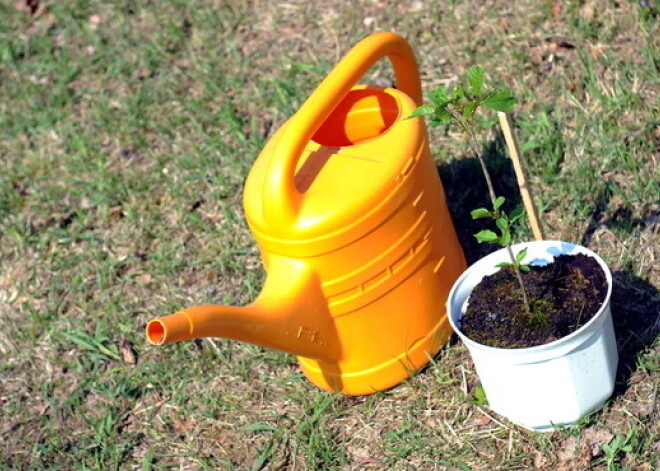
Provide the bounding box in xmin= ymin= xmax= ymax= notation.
xmin=409 ymin=66 xmax=533 ymax=315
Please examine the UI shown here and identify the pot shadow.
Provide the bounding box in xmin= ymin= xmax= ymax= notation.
xmin=610 ymin=270 xmax=660 ymax=397
xmin=579 ymin=182 xmax=615 ymax=248
xmin=437 ymin=133 xmax=526 ymax=265
xmin=577 ymin=182 xmax=660 ymax=395
xmin=580 ymin=182 xmax=657 ymax=247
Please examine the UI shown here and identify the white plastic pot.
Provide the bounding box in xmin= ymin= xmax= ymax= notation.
xmin=447 ymin=240 xmax=618 ymax=431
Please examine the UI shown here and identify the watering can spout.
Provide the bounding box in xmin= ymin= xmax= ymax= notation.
xmin=145 ymin=257 xmax=341 ymax=362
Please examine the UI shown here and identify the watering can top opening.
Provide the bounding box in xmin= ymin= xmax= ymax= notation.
xmin=243 ymin=32 xmax=431 ymax=255
xmin=245 ymin=85 xmax=426 ymax=249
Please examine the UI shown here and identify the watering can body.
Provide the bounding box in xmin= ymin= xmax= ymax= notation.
xmin=147 ymin=32 xmax=466 ymax=395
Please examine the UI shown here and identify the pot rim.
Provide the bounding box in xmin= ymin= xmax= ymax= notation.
xmin=446 ymin=240 xmax=613 ymax=358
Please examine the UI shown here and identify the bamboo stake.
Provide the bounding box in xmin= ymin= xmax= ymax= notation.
xmin=497 ymin=112 xmax=545 ymax=241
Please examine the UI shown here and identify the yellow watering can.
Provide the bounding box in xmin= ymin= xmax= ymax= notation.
xmin=146 ymin=32 xmax=466 ymax=395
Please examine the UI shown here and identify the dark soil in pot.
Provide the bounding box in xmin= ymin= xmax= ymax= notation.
xmin=461 ymin=253 xmax=608 ymax=348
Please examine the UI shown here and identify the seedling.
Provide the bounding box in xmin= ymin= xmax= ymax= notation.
xmin=409 ymin=66 xmax=532 ymax=315
xmin=597 ymin=432 xmax=634 ymax=471
xmin=470 ymin=385 xmax=488 ymax=406
xmin=470 ymin=196 xmax=529 ymax=272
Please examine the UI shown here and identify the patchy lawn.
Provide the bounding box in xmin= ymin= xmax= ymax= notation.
xmin=1 ymin=0 xmax=658 ymax=469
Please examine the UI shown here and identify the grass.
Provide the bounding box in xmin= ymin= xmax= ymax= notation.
xmin=1 ymin=0 xmax=658 ymax=469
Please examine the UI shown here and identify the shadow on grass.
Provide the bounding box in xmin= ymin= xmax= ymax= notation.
xmin=580 ymin=181 xmax=660 ymax=396
xmin=437 ymin=133 xmax=524 ymax=265
xmin=580 ymin=182 xmax=654 ymax=246
xmin=610 ymin=271 xmax=660 ymax=396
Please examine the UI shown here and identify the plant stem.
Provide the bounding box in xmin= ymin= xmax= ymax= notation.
xmin=464 ymin=117 xmax=532 ymax=316
xmin=505 ymin=244 xmax=532 ymax=315
xmin=467 ymin=128 xmax=498 ymax=208
xmin=448 ymin=110 xmax=499 ymax=208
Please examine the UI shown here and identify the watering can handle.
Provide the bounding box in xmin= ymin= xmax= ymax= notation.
xmin=263 ymin=32 xmax=423 ymax=228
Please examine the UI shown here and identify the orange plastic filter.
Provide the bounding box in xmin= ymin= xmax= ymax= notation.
xmin=145 ymin=32 xmax=466 ymax=395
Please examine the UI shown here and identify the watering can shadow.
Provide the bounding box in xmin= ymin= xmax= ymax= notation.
xmin=146 ymin=32 xmax=466 ymax=395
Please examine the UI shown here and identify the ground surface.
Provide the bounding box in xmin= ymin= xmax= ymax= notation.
xmin=1 ymin=1 xmax=659 ymax=470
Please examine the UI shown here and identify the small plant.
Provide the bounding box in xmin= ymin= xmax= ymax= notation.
xmin=470 ymin=385 xmax=488 ymax=406
xmin=409 ymin=66 xmax=532 ymax=315
xmin=597 ymin=432 xmax=634 ymax=471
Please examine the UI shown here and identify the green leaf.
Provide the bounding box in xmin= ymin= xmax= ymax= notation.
xmin=430 ymin=118 xmax=450 ymax=126
xmin=429 ymin=107 xmax=452 ymax=125
xmin=500 ymin=230 xmax=511 ymax=245
xmin=483 ymin=91 xmax=516 ymax=112
xmin=473 ymin=385 xmax=488 ymax=405
xmin=519 ymin=265 xmax=530 ymax=271
xmin=467 ymin=66 xmax=484 ymax=95
xmin=509 ymin=206 xmax=524 ymax=222
xmin=462 ymin=100 xmax=478 ymax=120
xmin=451 ymin=84 xmax=466 ymax=101
xmin=474 ymin=230 xmax=498 ymax=243
xmin=436 ymin=107 xmax=452 ymax=119
xmin=493 ymin=196 xmax=506 ymax=211
xmin=470 ymin=208 xmax=491 ymax=219
xmin=496 ymin=217 xmax=509 ymax=230
xmin=408 ymin=105 xmax=437 ymax=119
xmin=515 ymin=247 xmax=529 ymax=263
xmin=429 ymin=86 xmax=450 ymax=105
xmin=495 ymin=262 xmax=512 ymax=268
